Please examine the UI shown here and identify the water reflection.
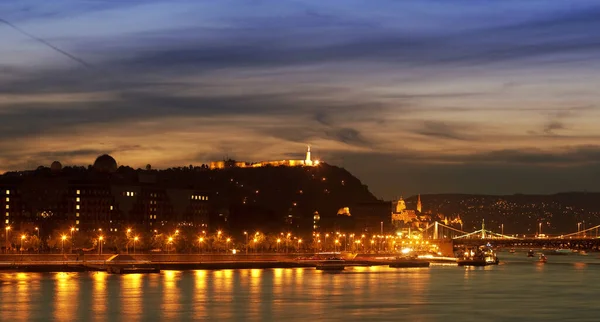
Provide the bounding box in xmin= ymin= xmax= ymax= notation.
xmin=121 ymin=274 xmax=142 ymax=321
xmin=55 ymin=273 xmax=79 ymax=322
xmin=2 ymin=257 xmax=600 ymax=321
xmin=91 ymin=272 xmax=107 ymax=319
xmin=162 ymin=271 xmax=182 ymax=321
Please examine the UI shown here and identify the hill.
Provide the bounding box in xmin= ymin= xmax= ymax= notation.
xmin=405 ymin=193 xmax=600 ymax=235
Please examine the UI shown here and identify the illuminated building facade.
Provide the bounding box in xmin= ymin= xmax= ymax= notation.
xmin=0 ymin=155 xmax=212 ymax=232
xmin=210 ymin=146 xmax=320 ymax=169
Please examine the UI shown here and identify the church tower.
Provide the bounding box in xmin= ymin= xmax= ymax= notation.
xmin=305 ymin=145 xmax=312 ymax=165
xmin=416 ymin=194 xmax=422 ymax=213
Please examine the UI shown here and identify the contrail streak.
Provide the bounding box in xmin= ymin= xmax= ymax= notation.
xmin=0 ymin=17 xmax=92 ymax=69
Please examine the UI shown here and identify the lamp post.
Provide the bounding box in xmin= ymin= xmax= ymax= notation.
xmin=20 ymin=235 xmax=26 ymax=254
xmin=61 ymin=235 xmax=67 ymax=254
xmin=98 ymin=236 xmax=104 ymax=255
xmin=244 ymin=231 xmax=248 ymax=255
xmin=133 ymin=236 xmax=138 ymax=255
xmin=297 ymin=239 xmax=302 ymax=253
xmin=198 ymin=237 xmax=204 ymax=254
xmin=126 ymin=228 xmax=132 ymax=254
xmin=226 ymin=238 xmax=231 ymax=252
xmin=70 ymin=227 xmax=75 ymax=253
xmin=34 ymin=227 xmax=40 ymax=253
xmin=4 ymin=226 xmax=10 ymax=254
xmin=276 ymin=238 xmax=281 ymax=252
xmin=167 ymin=236 xmax=173 ymax=254
xmin=539 ymin=222 xmax=542 ymax=236
xmin=253 ymin=238 xmax=258 ymax=253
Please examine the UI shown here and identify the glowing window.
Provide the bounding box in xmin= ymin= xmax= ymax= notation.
xmin=76 ymin=190 xmax=80 ymax=195
xmin=5 ymin=190 xmax=9 ymax=195
xmin=76 ymin=197 xmax=80 ymax=202
xmin=110 ymin=206 xmax=113 ymax=210
xmin=76 ymin=220 xmax=79 ymax=224
xmin=76 ymin=205 xmax=80 ymax=210
xmin=5 ymin=205 xmax=8 ymax=209
xmin=5 ymin=197 xmax=9 ymax=202
xmin=76 ymin=213 xmax=79 ymax=217
xmin=5 ymin=219 xmax=8 ymax=224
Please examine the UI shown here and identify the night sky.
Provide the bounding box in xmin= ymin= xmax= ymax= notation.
xmin=2 ymin=1 xmax=600 ymax=199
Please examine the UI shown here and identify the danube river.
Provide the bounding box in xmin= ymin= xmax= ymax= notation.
xmin=0 ymin=253 xmax=597 ymax=321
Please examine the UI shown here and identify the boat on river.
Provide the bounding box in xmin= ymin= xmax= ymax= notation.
xmin=316 ymin=258 xmax=346 ymax=271
xmin=547 ymin=249 xmax=571 ymax=255
xmin=527 ymin=249 xmax=535 ymax=257
xmin=457 ymin=245 xmax=499 ymax=267
xmin=389 ymin=257 xmax=430 ymax=268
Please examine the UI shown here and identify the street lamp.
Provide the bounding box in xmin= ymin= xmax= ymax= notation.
xmin=226 ymin=238 xmax=231 ymax=252
xmin=20 ymin=234 xmax=26 ymax=254
xmin=133 ymin=236 xmax=138 ymax=254
xmin=334 ymin=239 xmax=339 ymax=253
xmin=168 ymin=236 xmax=173 ymax=254
xmin=298 ymin=239 xmax=302 ymax=252
xmin=4 ymin=226 xmax=11 ymax=254
xmin=126 ymin=228 xmax=132 ymax=254
xmin=244 ymin=231 xmax=248 ymax=255
xmin=35 ymin=227 xmax=40 ymax=253
xmin=70 ymin=227 xmax=75 ymax=253
xmin=253 ymin=238 xmax=258 ymax=253
xmin=98 ymin=236 xmax=104 ymax=255
xmin=276 ymin=238 xmax=281 ymax=252
xmin=61 ymin=235 xmax=67 ymax=254
xmin=198 ymin=237 xmax=204 ymax=254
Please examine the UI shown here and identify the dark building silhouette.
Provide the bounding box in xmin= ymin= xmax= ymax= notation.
xmin=1 ymin=154 xmax=380 ymax=236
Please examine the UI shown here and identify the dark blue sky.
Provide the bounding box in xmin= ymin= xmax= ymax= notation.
xmin=2 ymin=0 xmax=600 ymax=199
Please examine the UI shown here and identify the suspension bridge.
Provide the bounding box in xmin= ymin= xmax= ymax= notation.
xmin=423 ymin=220 xmax=600 ymax=250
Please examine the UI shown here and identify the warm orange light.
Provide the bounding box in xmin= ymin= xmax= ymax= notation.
xmin=226 ymin=238 xmax=231 ymax=242
xmin=5 ymin=226 xmax=10 ymax=231
xmin=99 ymin=236 xmax=104 ymax=241
xmin=175 ymin=230 xmax=179 ymax=234
xmin=127 ymin=229 xmax=132 ymax=233
xmin=335 ymin=239 xmax=339 ymax=244
xmin=298 ymin=239 xmax=302 ymax=243
xmin=217 ymin=231 xmax=222 ymax=235
xmin=61 ymin=235 xmax=67 ymax=241
xmin=168 ymin=237 xmax=173 ymax=242
xmin=253 ymin=238 xmax=258 ymax=243
xmin=134 ymin=236 xmax=139 ymax=241
xmin=70 ymin=227 xmax=75 ymax=232
xmin=199 ymin=237 xmax=204 ymax=242
xmin=21 ymin=234 xmax=26 ymax=240
xmin=277 ymin=238 xmax=281 ymax=243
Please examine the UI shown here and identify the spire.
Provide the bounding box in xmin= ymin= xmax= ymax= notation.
xmin=416 ymin=194 xmax=422 ymax=213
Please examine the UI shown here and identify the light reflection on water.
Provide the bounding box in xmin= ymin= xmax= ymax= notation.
xmin=0 ymin=256 xmax=599 ymax=321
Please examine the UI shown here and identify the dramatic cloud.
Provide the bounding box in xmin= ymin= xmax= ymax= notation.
xmin=1 ymin=0 xmax=600 ymax=199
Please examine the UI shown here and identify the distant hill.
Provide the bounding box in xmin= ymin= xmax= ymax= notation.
xmin=1 ymin=162 xmax=380 ymax=234
xmin=404 ymin=193 xmax=600 ymax=235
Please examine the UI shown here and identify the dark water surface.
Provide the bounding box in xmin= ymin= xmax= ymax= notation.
xmin=0 ymin=253 xmax=597 ymax=321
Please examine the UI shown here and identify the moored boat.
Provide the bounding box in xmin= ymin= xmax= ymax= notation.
xmin=316 ymin=258 xmax=345 ymax=271
xmin=457 ymin=245 xmax=499 ymax=267
xmin=389 ymin=258 xmax=430 ymax=268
